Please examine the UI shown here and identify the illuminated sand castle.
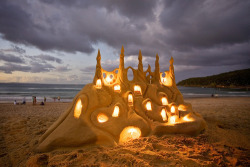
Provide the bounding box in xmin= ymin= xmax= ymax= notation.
xmin=38 ymin=46 xmax=206 ymax=152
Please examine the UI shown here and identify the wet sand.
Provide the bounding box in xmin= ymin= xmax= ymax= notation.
xmin=0 ymin=97 xmax=249 ymax=166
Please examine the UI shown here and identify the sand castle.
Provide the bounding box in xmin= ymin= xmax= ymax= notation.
xmin=37 ymin=46 xmax=206 ymax=152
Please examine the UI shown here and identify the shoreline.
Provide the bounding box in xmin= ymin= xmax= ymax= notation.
xmin=1 ymin=95 xmax=250 ymax=103
xmin=178 ymin=85 xmax=250 ymax=89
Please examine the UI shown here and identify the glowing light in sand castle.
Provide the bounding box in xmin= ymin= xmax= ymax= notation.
xmin=128 ymin=94 xmax=133 ymax=106
xmin=169 ymin=115 xmax=178 ymax=124
xmin=112 ymin=106 xmax=120 ymax=117
xmin=161 ymin=97 xmax=168 ymax=105
xmin=119 ymin=126 xmax=141 ymax=142
xmin=96 ymin=79 xmax=102 ymax=89
xmin=114 ymin=84 xmax=121 ymax=92
xmin=161 ymin=77 xmax=167 ymax=84
xmin=171 ymin=105 xmax=176 ymax=114
xmin=74 ymin=99 xmax=82 ymax=119
xmin=146 ymin=101 xmax=152 ymax=111
xmin=97 ymin=113 xmax=108 ymax=123
xmin=183 ymin=115 xmax=194 ymax=122
xmin=134 ymin=85 xmax=142 ymax=95
xmin=161 ymin=108 xmax=167 ymax=121
xmin=105 ymin=75 xmax=112 ymax=84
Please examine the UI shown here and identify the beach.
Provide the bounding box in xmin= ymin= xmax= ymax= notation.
xmin=0 ymin=97 xmax=249 ymax=166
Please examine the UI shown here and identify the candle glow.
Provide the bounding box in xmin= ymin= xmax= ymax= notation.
xmin=128 ymin=94 xmax=133 ymax=106
xmin=112 ymin=106 xmax=119 ymax=117
xmin=134 ymin=85 xmax=142 ymax=94
xmin=96 ymin=79 xmax=102 ymax=89
xmin=119 ymin=126 xmax=141 ymax=142
xmin=169 ymin=115 xmax=178 ymax=124
xmin=97 ymin=113 xmax=108 ymax=123
xmin=171 ymin=106 xmax=176 ymax=114
xmin=105 ymin=75 xmax=112 ymax=84
xmin=161 ymin=97 xmax=168 ymax=105
xmin=146 ymin=101 xmax=152 ymax=111
xmin=183 ymin=115 xmax=194 ymax=122
xmin=161 ymin=77 xmax=166 ymax=83
xmin=114 ymin=84 xmax=121 ymax=92
xmin=74 ymin=99 xmax=82 ymax=119
xmin=161 ymin=108 xmax=167 ymax=121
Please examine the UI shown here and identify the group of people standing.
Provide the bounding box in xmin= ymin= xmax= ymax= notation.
xmin=32 ymin=96 xmax=46 ymax=105
xmin=14 ymin=96 xmax=61 ymax=105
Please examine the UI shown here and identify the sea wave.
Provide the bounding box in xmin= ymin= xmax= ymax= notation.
xmin=227 ymin=92 xmax=246 ymax=94
xmin=27 ymin=88 xmax=81 ymax=90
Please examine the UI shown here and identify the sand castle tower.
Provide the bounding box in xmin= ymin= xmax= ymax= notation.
xmin=154 ymin=54 xmax=160 ymax=84
xmin=93 ymin=49 xmax=102 ymax=85
xmin=37 ymin=47 xmax=206 ymax=152
xmin=119 ymin=45 xmax=125 ymax=82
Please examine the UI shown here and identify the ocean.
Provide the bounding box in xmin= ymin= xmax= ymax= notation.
xmin=0 ymin=83 xmax=83 ymax=103
xmin=0 ymin=83 xmax=249 ymax=103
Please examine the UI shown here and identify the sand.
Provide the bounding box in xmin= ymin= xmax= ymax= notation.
xmin=0 ymin=97 xmax=249 ymax=166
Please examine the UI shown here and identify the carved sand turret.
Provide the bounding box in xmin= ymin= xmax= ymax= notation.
xmin=93 ymin=49 xmax=102 ymax=84
xmin=137 ymin=50 xmax=145 ymax=81
xmin=37 ymin=47 xmax=206 ymax=152
xmin=119 ymin=45 xmax=125 ymax=82
xmin=154 ymin=54 xmax=160 ymax=84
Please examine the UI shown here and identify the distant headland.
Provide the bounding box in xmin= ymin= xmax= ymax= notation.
xmin=177 ymin=68 xmax=250 ymax=89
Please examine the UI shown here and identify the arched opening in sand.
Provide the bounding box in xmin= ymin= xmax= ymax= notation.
xmin=74 ymin=99 xmax=82 ymax=119
xmin=119 ymin=126 xmax=141 ymax=143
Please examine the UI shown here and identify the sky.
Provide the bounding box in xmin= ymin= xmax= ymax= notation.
xmin=0 ymin=0 xmax=249 ymax=84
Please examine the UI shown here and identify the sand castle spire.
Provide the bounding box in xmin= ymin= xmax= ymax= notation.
xmin=93 ymin=49 xmax=102 ymax=83
xmin=138 ymin=50 xmax=142 ymax=65
xmin=119 ymin=45 xmax=125 ymax=81
xmin=137 ymin=50 xmax=145 ymax=81
xmin=169 ymin=56 xmax=174 ymax=75
xmin=121 ymin=45 xmax=124 ymax=54
xmin=169 ymin=56 xmax=176 ymax=86
xmin=138 ymin=50 xmax=143 ymax=71
xmin=154 ymin=53 xmax=160 ymax=83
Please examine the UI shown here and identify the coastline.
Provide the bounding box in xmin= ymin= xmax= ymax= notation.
xmin=178 ymin=84 xmax=250 ymax=89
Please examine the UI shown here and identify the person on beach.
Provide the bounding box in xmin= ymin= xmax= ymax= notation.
xmin=32 ymin=96 xmax=35 ymax=105
xmin=40 ymin=101 xmax=45 ymax=105
xmin=14 ymin=100 xmax=17 ymax=105
xmin=44 ymin=96 xmax=46 ymax=103
xmin=22 ymin=97 xmax=26 ymax=105
xmin=34 ymin=96 xmax=37 ymax=105
xmin=58 ymin=96 xmax=60 ymax=102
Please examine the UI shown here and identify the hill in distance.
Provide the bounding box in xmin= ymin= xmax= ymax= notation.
xmin=177 ymin=68 xmax=250 ymax=88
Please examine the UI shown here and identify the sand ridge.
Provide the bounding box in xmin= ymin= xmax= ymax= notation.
xmin=0 ymin=97 xmax=249 ymax=166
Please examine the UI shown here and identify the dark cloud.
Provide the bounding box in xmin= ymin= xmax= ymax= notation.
xmin=0 ymin=61 xmax=55 ymax=74
xmin=172 ymin=43 xmax=250 ymax=66
xmin=160 ymin=0 xmax=250 ymax=49
xmin=0 ymin=0 xmax=93 ymax=53
xmin=0 ymin=52 xmax=25 ymax=63
xmin=41 ymin=0 xmax=156 ymax=21
xmin=2 ymin=45 xmax=26 ymax=54
xmin=0 ymin=62 xmax=30 ymax=74
xmin=29 ymin=61 xmax=55 ymax=73
xmin=0 ymin=0 xmax=156 ymax=53
xmin=0 ymin=0 xmax=250 ymax=81
xmin=0 ymin=53 xmax=57 ymax=73
xmin=55 ymin=65 xmax=71 ymax=72
xmin=11 ymin=45 xmax=26 ymax=54
xmin=37 ymin=54 xmax=63 ymax=64
xmin=80 ymin=66 xmax=96 ymax=73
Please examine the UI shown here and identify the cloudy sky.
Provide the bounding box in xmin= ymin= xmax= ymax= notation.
xmin=0 ymin=0 xmax=249 ymax=84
